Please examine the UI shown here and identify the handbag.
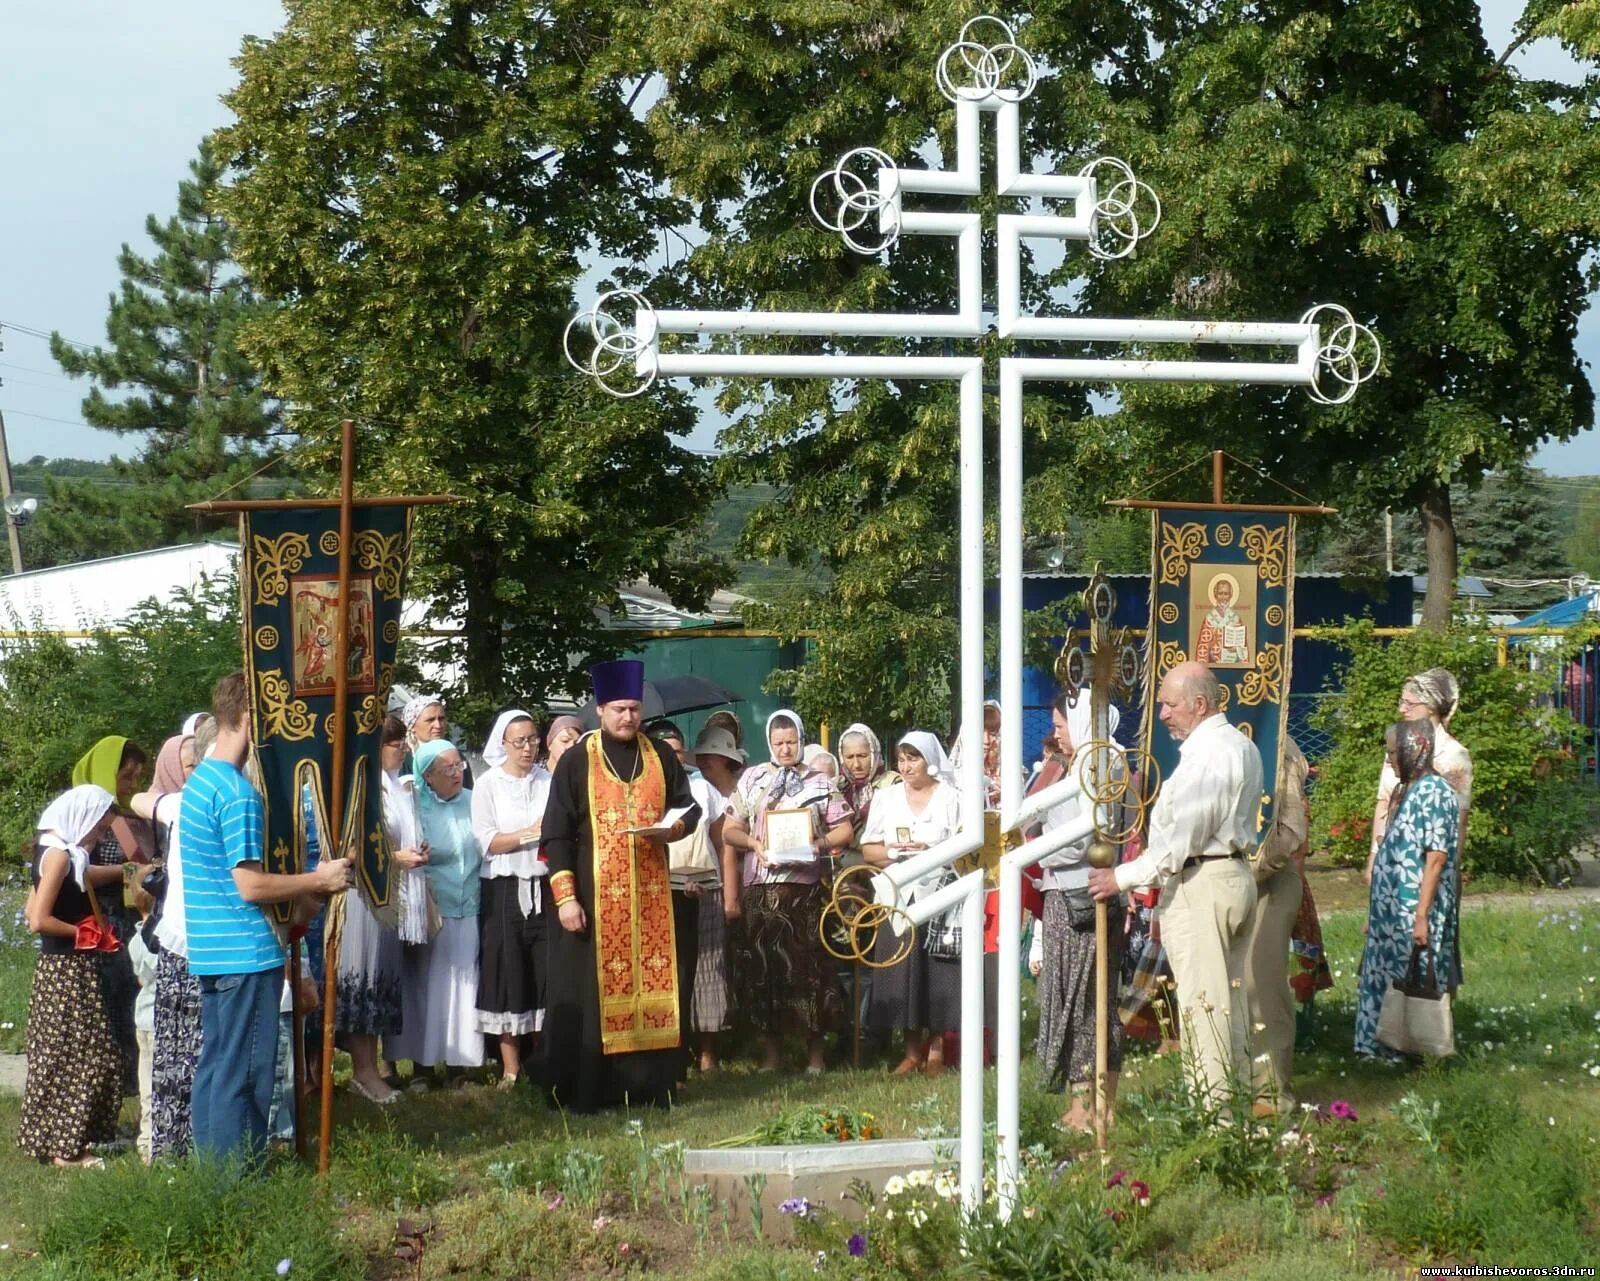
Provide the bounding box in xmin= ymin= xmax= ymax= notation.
xmin=921 ymin=869 xmax=963 ymax=961
xmin=1376 ymin=944 xmax=1454 ymax=1057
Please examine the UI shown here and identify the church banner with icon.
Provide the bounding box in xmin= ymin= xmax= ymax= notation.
xmin=241 ymin=506 xmax=412 ymax=924
xmin=1141 ymin=510 xmax=1295 ymax=833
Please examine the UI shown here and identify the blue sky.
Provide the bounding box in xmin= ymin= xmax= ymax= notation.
xmin=1 ymin=1 xmax=1594 ymax=477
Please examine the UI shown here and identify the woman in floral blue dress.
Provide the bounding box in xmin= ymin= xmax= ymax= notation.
xmin=1355 ymin=719 xmax=1460 ymax=1059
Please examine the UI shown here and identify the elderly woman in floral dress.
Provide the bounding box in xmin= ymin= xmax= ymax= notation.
xmin=1355 ymin=719 xmax=1460 ymax=1059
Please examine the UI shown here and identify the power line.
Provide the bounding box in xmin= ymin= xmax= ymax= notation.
xmin=0 ymin=320 xmax=97 ymax=352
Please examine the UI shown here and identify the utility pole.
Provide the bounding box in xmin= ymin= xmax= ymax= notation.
xmin=0 ymin=408 xmax=23 ymax=576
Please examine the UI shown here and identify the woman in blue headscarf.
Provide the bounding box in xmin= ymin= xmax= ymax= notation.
xmin=387 ymin=738 xmax=484 ymax=1082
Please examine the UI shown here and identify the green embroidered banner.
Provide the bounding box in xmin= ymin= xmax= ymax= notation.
xmin=240 ymin=506 xmax=412 ymax=923
xmin=1141 ymin=509 xmax=1295 ymax=833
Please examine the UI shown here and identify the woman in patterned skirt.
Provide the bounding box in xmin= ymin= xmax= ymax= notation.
xmin=18 ymin=785 xmax=125 ymax=1166
xmin=1355 ymin=719 xmax=1461 ymax=1059
xmin=130 ymin=723 xmax=207 ymax=1158
xmin=723 ymin=711 xmax=853 ymax=1073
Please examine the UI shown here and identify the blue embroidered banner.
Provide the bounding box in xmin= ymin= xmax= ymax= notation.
xmin=1141 ymin=509 xmax=1294 ymax=833
xmin=240 ymin=506 xmax=412 ymax=923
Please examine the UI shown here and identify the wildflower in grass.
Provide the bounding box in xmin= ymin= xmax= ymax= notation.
xmin=276 ymin=1261 xmax=292 ymax=1277
xmin=1328 ymin=1099 xmax=1357 ymax=1121
xmin=1314 ymin=1192 xmax=1335 ymax=1207
xmin=618 ymin=1243 xmax=632 ymax=1258
xmin=813 ymin=1250 xmax=828 ymax=1272
xmin=847 ymin=1233 xmax=867 ymax=1257
xmin=546 ymin=1193 xmax=564 ymax=1211
xmin=1129 ymin=1180 xmax=1150 ymax=1207
xmin=883 ymin=1175 xmax=907 ymax=1196
xmin=592 ymin=1215 xmax=611 ymax=1232
xmin=1106 ymin=1169 xmax=1127 ymax=1188
xmin=779 ymin=1197 xmax=813 ymax=1218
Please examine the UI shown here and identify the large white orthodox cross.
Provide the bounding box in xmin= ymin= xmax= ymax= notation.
xmin=566 ymin=16 xmax=1378 ymax=1220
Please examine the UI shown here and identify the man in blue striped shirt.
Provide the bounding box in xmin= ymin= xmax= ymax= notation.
xmin=183 ymin=672 xmax=351 ymax=1164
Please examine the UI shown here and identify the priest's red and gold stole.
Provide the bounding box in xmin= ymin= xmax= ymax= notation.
xmin=585 ymin=733 xmax=680 ymax=1055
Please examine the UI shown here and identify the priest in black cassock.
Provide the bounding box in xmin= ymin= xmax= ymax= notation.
xmin=541 ymin=660 xmax=701 ymax=1111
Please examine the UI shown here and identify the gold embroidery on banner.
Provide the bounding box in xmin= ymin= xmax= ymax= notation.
xmin=1157 ymin=601 xmax=1180 ymax=626
xmin=1156 ymin=641 xmax=1187 ymax=680
xmin=1264 ymin=604 xmax=1284 ymax=628
xmin=1242 ymin=524 xmax=1288 ymax=588
xmin=1214 ymin=524 xmax=1235 ymax=547
xmin=319 ymin=530 xmax=342 ymax=556
xmin=253 ymin=625 xmax=280 ymax=652
xmin=382 ymin=619 xmax=400 ymax=646
xmin=251 ymin=532 xmax=311 ymax=606
xmin=1237 ymin=642 xmax=1285 ymax=707
xmin=1158 ymin=521 xmax=1209 ymax=585
xmin=353 ymin=529 xmax=407 ymax=597
xmin=1239 ymin=722 xmax=1255 ymax=740
xmin=1216 ymin=684 xmax=1231 ymax=712
xmin=255 ymin=669 xmax=316 ymax=741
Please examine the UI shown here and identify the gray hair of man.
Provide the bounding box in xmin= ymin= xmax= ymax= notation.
xmin=1172 ymin=662 xmax=1223 ymax=712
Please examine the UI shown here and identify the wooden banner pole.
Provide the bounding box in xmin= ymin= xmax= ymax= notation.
xmin=317 ymin=419 xmax=356 ymax=1176
xmin=1212 ymin=450 xmax=1225 ymax=505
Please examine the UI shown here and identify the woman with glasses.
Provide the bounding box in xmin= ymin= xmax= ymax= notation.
xmin=389 ymin=739 xmax=483 ymax=1083
xmin=471 ymin=710 xmax=551 ymax=1089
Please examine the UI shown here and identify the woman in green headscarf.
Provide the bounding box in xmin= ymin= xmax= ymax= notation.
xmin=387 ymin=737 xmax=484 ymax=1083
xmin=71 ymin=736 xmax=154 ymax=1094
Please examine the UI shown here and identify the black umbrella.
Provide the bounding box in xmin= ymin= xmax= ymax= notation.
xmin=576 ymin=674 xmax=741 ymax=729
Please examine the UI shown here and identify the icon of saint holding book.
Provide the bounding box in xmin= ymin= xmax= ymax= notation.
xmin=1195 ymin=571 xmax=1250 ymax=667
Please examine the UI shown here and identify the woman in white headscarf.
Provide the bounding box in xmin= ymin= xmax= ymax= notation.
xmin=470 ymin=709 xmax=552 ymax=1088
xmin=861 ymin=732 xmax=964 ymax=1074
xmin=1029 ymin=690 xmax=1128 ymax=1131
xmin=18 ymin=784 xmax=124 ymax=1166
xmin=723 ymin=710 xmax=855 ymax=1072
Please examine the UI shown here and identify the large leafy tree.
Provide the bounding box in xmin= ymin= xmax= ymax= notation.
xmin=218 ymin=0 xmax=728 ymax=715
xmin=43 ymin=139 xmax=282 ymax=563
xmin=1047 ymin=0 xmax=1600 ymax=628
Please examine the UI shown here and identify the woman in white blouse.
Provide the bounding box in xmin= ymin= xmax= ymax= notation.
xmin=861 ymin=732 xmax=963 ymax=1075
xmin=470 ymin=710 xmax=552 ymax=1089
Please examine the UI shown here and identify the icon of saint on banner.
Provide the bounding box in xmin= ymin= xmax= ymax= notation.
xmin=1190 ymin=567 xmax=1255 ymax=669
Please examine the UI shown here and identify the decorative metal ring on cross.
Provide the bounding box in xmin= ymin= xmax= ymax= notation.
xmin=562 ymin=288 xmax=659 ymax=399
xmin=936 ymin=16 xmax=1039 ymax=103
xmin=810 ymin=147 xmax=901 ymax=255
xmin=1078 ymin=158 xmax=1163 ymax=260
xmin=1301 ymin=303 xmax=1382 ymax=405
xmin=819 ymin=863 xmax=915 ymax=968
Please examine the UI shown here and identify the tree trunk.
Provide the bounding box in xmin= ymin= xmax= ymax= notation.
xmin=1418 ymin=484 xmax=1458 ymax=630
xmin=461 ymin=542 xmax=505 ymax=704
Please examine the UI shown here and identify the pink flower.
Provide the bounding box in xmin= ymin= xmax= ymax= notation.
xmin=1129 ymin=1180 xmax=1150 ymax=1206
xmin=592 ymin=1215 xmax=611 ymax=1233
xmin=546 ymin=1193 xmax=564 ymax=1211
xmin=1327 ymin=1099 xmax=1357 ymax=1122
xmin=618 ymin=1243 xmax=632 ymax=1257
xmin=1314 ymin=1192 xmax=1335 ymax=1207
xmin=1105 ymin=1169 xmax=1127 ymax=1188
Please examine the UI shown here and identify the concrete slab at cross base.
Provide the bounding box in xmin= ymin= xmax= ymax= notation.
xmin=0 ymin=1054 xmax=25 ymax=1096
xmin=685 ymin=1138 xmax=956 ymax=1243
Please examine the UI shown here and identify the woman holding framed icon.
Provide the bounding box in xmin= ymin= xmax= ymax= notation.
xmin=722 ymin=710 xmax=854 ymax=1073
xmin=860 ymin=732 xmax=964 ymax=1075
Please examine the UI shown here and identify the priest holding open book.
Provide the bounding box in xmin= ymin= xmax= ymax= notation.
xmin=541 ymin=660 xmax=701 ymax=1111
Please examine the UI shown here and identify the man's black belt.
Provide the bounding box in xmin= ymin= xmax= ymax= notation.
xmin=1181 ymin=851 xmax=1247 ymax=871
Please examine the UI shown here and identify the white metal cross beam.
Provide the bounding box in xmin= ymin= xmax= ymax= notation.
xmin=565 ymin=14 xmax=1379 ymax=1222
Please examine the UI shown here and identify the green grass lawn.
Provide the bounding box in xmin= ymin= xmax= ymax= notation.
xmin=0 ymin=874 xmax=1596 ymax=1279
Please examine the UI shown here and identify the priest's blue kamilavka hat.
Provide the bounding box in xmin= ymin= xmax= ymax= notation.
xmin=591 ymin=658 xmax=645 ymax=705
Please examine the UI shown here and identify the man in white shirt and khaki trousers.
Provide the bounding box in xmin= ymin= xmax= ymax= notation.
xmin=1089 ymin=661 xmax=1264 ymax=1109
